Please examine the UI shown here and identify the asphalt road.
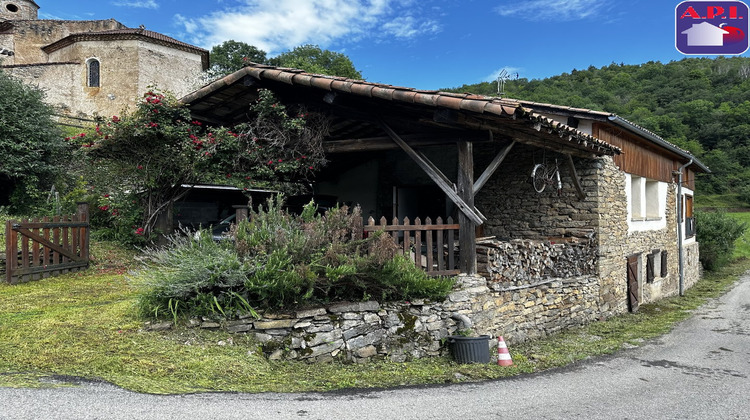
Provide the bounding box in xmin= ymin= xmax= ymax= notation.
xmin=2 ymin=273 xmax=749 ymax=420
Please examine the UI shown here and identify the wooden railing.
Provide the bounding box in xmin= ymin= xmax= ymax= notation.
xmin=4 ymin=203 xmax=90 ymax=284
xmin=363 ymin=216 xmax=460 ymax=276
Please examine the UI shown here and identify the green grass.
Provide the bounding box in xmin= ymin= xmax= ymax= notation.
xmin=730 ymin=212 xmax=750 ymax=259
xmin=696 ymin=193 xmax=747 ymax=209
xmin=0 ymin=240 xmax=747 ymax=394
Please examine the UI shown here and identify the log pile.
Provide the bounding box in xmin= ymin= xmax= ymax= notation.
xmin=477 ymin=233 xmax=596 ymax=288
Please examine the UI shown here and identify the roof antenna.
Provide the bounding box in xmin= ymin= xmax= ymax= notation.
xmin=496 ymin=69 xmax=518 ymax=97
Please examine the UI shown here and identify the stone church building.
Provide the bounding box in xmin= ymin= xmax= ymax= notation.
xmin=0 ymin=0 xmax=208 ymax=119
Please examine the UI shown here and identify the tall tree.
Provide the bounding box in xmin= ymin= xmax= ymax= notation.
xmin=0 ymin=70 xmax=66 ymax=212
xmin=270 ymin=44 xmax=363 ymax=79
xmin=209 ymin=40 xmax=268 ymax=77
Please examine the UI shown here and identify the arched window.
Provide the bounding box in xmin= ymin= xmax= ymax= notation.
xmin=87 ymin=59 xmax=100 ymax=88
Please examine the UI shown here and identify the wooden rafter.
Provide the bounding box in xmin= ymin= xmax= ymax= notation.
xmin=474 ymin=140 xmax=516 ymax=194
xmin=380 ymin=121 xmax=485 ymax=225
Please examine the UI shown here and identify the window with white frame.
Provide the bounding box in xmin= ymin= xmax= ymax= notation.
xmin=629 ymin=175 xmax=664 ymax=227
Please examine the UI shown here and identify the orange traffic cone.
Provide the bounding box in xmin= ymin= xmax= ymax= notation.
xmin=497 ymin=336 xmax=513 ymax=366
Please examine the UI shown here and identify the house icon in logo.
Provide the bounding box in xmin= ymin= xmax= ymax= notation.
xmin=681 ymin=21 xmax=730 ymax=46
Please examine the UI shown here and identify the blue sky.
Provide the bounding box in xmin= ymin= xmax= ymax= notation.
xmin=40 ymin=0 xmax=750 ymax=90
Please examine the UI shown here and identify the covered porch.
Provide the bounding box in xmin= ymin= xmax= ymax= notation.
xmin=183 ymin=64 xmax=620 ymax=275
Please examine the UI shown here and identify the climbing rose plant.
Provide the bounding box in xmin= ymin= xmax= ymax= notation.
xmin=74 ymin=88 xmax=328 ymax=238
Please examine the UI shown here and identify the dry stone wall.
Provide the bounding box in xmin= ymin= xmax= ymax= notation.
xmin=172 ymin=259 xmax=602 ymax=363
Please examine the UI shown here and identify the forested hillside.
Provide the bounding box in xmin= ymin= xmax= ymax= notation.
xmin=445 ymin=57 xmax=750 ymax=198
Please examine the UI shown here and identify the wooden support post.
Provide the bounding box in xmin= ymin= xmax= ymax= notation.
xmin=233 ymin=205 xmax=249 ymax=222
xmin=154 ymin=204 xmax=172 ymax=246
xmin=457 ymin=141 xmax=477 ymax=275
xmin=77 ymin=202 xmax=90 ymax=263
xmin=565 ymin=154 xmax=586 ymax=200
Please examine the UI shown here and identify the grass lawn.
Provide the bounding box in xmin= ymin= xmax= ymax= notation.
xmin=1 ymin=238 xmax=748 ymax=394
xmin=730 ymin=212 xmax=750 ymax=259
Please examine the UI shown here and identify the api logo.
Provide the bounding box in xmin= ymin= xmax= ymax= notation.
xmin=676 ymin=1 xmax=749 ymax=54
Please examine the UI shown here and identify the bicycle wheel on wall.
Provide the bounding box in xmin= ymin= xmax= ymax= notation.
xmin=531 ymin=163 xmax=547 ymax=193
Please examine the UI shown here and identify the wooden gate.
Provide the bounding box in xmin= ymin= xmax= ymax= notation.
xmin=4 ymin=203 xmax=90 ymax=284
xmin=363 ymin=216 xmax=459 ymax=276
xmin=627 ymin=254 xmax=640 ymax=313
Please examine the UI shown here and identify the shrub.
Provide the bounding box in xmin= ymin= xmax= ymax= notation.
xmin=0 ymin=70 xmax=68 ymax=213
xmin=135 ymin=198 xmax=455 ymax=319
xmin=696 ymin=210 xmax=747 ymax=270
xmin=135 ymin=232 xmax=253 ymax=320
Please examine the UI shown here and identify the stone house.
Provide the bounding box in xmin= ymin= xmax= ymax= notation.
xmin=0 ymin=0 xmax=207 ymax=119
xmin=177 ymin=64 xmax=708 ymax=362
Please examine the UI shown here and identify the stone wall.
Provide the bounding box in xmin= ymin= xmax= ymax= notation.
xmin=475 ymin=147 xmax=701 ymax=317
xmin=1 ymin=19 xmax=125 ymax=65
xmin=2 ymin=19 xmax=204 ymax=119
xmin=173 ymin=269 xmax=602 ymax=363
xmin=475 ymin=144 xmax=601 ymax=240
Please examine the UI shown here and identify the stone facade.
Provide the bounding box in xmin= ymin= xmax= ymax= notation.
xmin=475 ymin=144 xmax=701 ymax=317
xmin=0 ymin=1 xmax=207 ymax=118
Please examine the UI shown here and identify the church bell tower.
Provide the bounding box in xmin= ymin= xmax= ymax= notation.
xmin=0 ymin=0 xmax=39 ymax=21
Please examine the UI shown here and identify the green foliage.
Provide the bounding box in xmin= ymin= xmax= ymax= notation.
xmin=78 ymin=88 xmax=327 ymax=240
xmin=270 ymin=44 xmax=363 ymax=79
xmin=445 ymin=57 xmax=750 ymax=200
xmin=696 ymin=210 xmax=747 ymax=270
xmin=135 ymin=232 xmax=253 ymax=319
xmin=135 ymin=198 xmax=454 ymax=319
xmin=208 ymin=40 xmax=268 ymax=77
xmin=0 ymin=70 xmax=68 ymax=213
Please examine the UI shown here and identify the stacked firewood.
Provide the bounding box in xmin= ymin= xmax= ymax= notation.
xmin=476 ymin=232 xmax=596 ymax=287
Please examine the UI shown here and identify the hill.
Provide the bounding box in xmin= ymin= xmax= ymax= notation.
xmin=443 ymin=57 xmax=750 ymax=199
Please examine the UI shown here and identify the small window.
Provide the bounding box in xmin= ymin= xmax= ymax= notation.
xmin=6 ymin=4 xmax=19 ymax=13
xmin=661 ymin=251 xmax=668 ymax=277
xmin=87 ymin=59 xmax=100 ymax=88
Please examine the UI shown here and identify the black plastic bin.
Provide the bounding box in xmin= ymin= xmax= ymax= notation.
xmin=448 ymin=335 xmax=491 ymax=364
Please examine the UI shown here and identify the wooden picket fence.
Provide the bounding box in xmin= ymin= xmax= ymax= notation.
xmin=3 ymin=203 xmax=90 ymax=284
xmin=363 ymin=216 xmax=459 ymax=276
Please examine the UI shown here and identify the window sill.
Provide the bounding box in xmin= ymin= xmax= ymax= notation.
xmin=631 ymin=217 xmax=662 ymax=222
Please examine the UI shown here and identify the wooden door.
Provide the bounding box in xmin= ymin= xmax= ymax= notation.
xmin=627 ymin=255 xmax=639 ymax=313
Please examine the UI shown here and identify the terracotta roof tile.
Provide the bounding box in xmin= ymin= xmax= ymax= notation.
xmin=391 ymin=90 xmax=417 ymax=103
xmin=331 ymin=80 xmax=354 ymax=93
xmin=371 ymin=86 xmax=394 ymax=101
xmin=183 ymin=64 xmax=621 ymax=156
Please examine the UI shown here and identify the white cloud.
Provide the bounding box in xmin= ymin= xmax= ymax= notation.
xmin=495 ymin=0 xmax=608 ymax=21
xmin=178 ymin=0 xmax=442 ymax=54
xmin=112 ymin=0 xmax=159 ymax=9
xmin=382 ymin=16 xmax=441 ymax=39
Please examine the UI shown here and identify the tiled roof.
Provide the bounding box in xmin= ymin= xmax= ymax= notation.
xmin=41 ymin=27 xmax=209 ymax=69
xmin=517 ymin=100 xmax=709 ymax=172
xmin=184 ymin=63 xmax=621 ymax=156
